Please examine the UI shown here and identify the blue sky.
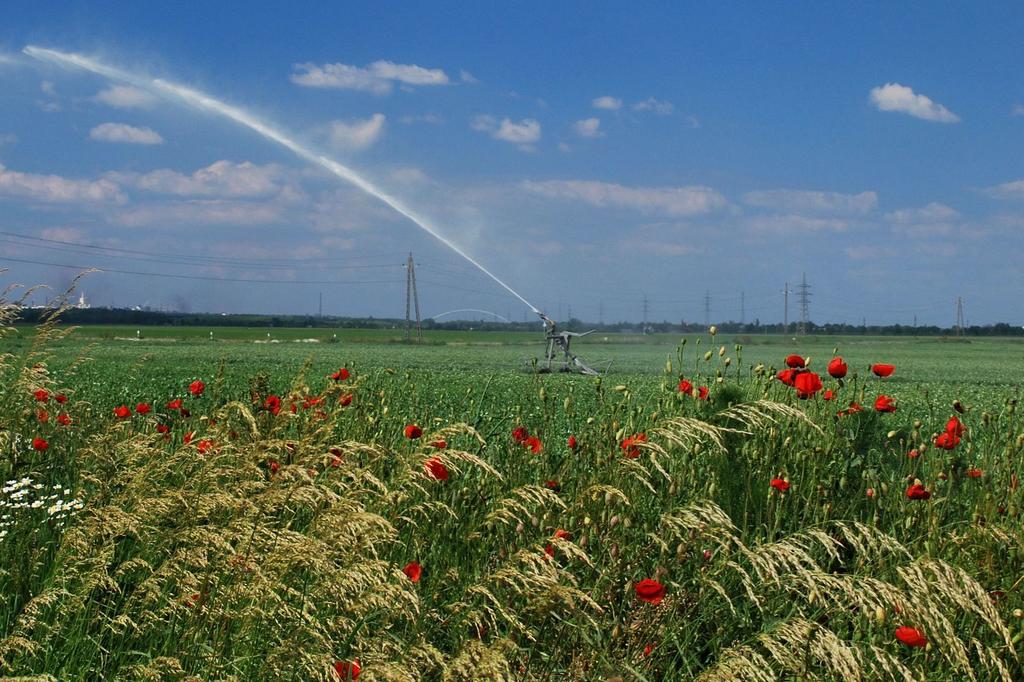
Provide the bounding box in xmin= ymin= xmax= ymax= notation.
xmin=1 ymin=2 xmax=1022 ymax=325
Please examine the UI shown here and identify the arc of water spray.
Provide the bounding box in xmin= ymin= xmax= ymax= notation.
xmin=432 ymin=308 xmax=511 ymax=323
xmin=23 ymin=46 xmax=543 ymax=317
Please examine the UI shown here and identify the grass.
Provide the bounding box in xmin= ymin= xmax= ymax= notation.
xmin=1 ymin=314 xmax=1022 ymax=680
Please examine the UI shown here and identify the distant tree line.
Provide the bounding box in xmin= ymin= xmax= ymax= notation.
xmin=13 ymin=308 xmax=1023 ymax=337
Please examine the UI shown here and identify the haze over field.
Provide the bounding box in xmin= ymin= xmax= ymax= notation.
xmin=1 ymin=3 xmax=1023 ymax=325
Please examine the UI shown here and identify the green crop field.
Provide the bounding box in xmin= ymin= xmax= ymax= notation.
xmin=2 ymin=316 xmax=1023 ymax=680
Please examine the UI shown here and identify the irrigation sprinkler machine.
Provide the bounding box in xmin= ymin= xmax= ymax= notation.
xmin=536 ymin=312 xmax=601 ymax=375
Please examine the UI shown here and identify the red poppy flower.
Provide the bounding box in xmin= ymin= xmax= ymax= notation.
xmin=621 ymin=433 xmax=647 ymax=459
xmin=906 ymin=483 xmax=931 ymax=500
xmin=895 ymin=626 xmax=927 ymax=648
xmin=512 ymin=426 xmax=529 ymax=444
xmin=32 ymin=436 xmax=48 ymax=452
xmin=264 ymin=395 xmax=282 ymax=415
xmin=424 ymin=456 xmax=449 ymax=481
xmin=643 ymin=643 xmax=655 ymax=657
xmin=113 ymin=405 xmax=131 ymax=419
xmin=933 ymin=432 xmax=960 ymax=450
xmin=966 ymin=468 xmax=983 ymax=478
xmin=567 ymin=435 xmax=578 ymax=450
xmin=794 ymin=372 xmax=823 ymax=399
xmin=331 ymin=367 xmax=351 ymax=381
xmin=785 ymin=354 xmax=806 ymax=368
xmin=37 ymin=409 xmax=49 ymax=423
xmin=823 ymin=389 xmax=835 ymax=401
xmin=945 ymin=416 xmax=965 ymax=438
xmin=189 ymin=380 xmax=205 ymax=397
xmin=908 ymin=449 xmax=920 ymax=458
xmin=197 ymin=439 xmax=214 ymax=454
xmin=268 ymin=459 xmax=280 ymax=474
xmin=874 ymin=395 xmax=897 ymax=413
xmin=33 ymin=388 xmax=49 ymax=402
xmin=837 ymin=401 xmax=864 ymax=417
xmin=135 ymin=402 xmax=152 ymax=415
xmin=403 ymin=561 xmax=422 ymax=582
xmin=677 ymin=379 xmax=694 ymax=395
xmin=697 ymin=386 xmax=709 ymax=400
xmin=553 ymin=529 xmax=571 ymax=541
xmin=183 ymin=431 xmax=195 ymax=445
xmin=770 ymin=478 xmax=790 ymax=492
xmin=56 ymin=413 xmax=72 ymax=426
xmin=776 ymin=368 xmax=800 ymax=387
xmin=871 ymin=363 xmax=895 ymax=378
xmin=524 ymin=435 xmax=543 ymax=453
xmin=827 ymin=356 xmax=848 ymax=379
xmin=404 ymin=424 xmax=423 ymax=439
xmin=54 ymin=393 xmax=67 ymax=404
xmin=635 ymin=578 xmax=666 ymax=605
xmin=339 ymin=393 xmax=353 ymax=407
xmin=167 ymin=398 xmax=183 ymax=410
xmin=430 ymin=440 xmax=447 ymax=450
xmin=333 ymin=660 xmax=361 ymax=680
xmin=156 ymin=423 xmax=170 ymax=434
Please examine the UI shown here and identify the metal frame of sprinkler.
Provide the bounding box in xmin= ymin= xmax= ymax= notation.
xmin=537 ymin=312 xmax=600 ymax=375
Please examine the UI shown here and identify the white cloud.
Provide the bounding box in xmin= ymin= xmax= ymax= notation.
xmin=0 ymin=53 xmax=18 ymax=65
xmin=117 ymin=200 xmax=282 ymax=227
xmin=884 ymin=202 xmax=959 ymax=223
xmin=522 ymin=179 xmax=726 ymax=216
xmin=0 ymin=163 xmax=125 ymax=203
xmin=746 ymin=214 xmax=848 ymax=233
xmin=557 ymin=142 xmax=570 ymax=153
xmin=95 ymin=85 xmax=158 ymax=109
xmin=845 ymin=245 xmax=883 ymax=260
xmin=327 ymin=114 xmax=386 ymax=151
xmin=633 ymin=97 xmax=674 ymax=115
xmin=471 ymin=115 xmax=541 ymax=149
xmin=89 ymin=123 xmax=164 ymax=145
xmin=495 ymin=118 xmax=541 ymax=144
xmin=0 ymin=133 xmax=16 ymax=146
xmin=459 ymin=69 xmax=478 ymax=84
xmin=1012 ymin=104 xmax=1024 ymax=117
xmin=743 ymin=189 xmax=877 ymax=215
xmin=399 ymin=113 xmax=443 ymax=125
xmin=121 ymin=160 xmax=285 ymax=198
xmin=884 ymin=203 xmax=960 ymax=237
xmin=40 ymin=80 xmax=56 ymax=95
xmin=592 ymin=96 xmax=622 ymax=111
xmin=573 ymin=118 xmax=603 ymax=138
xmin=984 ymin=179 xmax=1024 ymax=200
xmin=868 ymin=83 xmax=960 ymax=123
xmin=290 ymin=60 xmax=450 ymax=94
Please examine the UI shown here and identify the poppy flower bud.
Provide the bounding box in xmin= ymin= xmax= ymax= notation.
xmin=1014 ymin=609 xmax=1023 ymax=619
xmin=953 ymin=400 xmax=964 ymax=413
xmin=875 ymin=607 xmax=886 ymax=624
xmin=718 ymin=345 xmax=726 ymax=357
xmin=703 ymin=351 xmax=713 ymax=361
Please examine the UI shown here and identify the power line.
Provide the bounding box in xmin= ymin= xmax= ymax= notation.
xmin=0 ymin=255 xmax=402 ymax=286
xmin=0 ymin=230 xmax=401 ymax=267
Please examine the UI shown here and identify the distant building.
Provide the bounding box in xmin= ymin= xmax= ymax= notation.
xmin=76 ymin=292 xmax=90 ymax=309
